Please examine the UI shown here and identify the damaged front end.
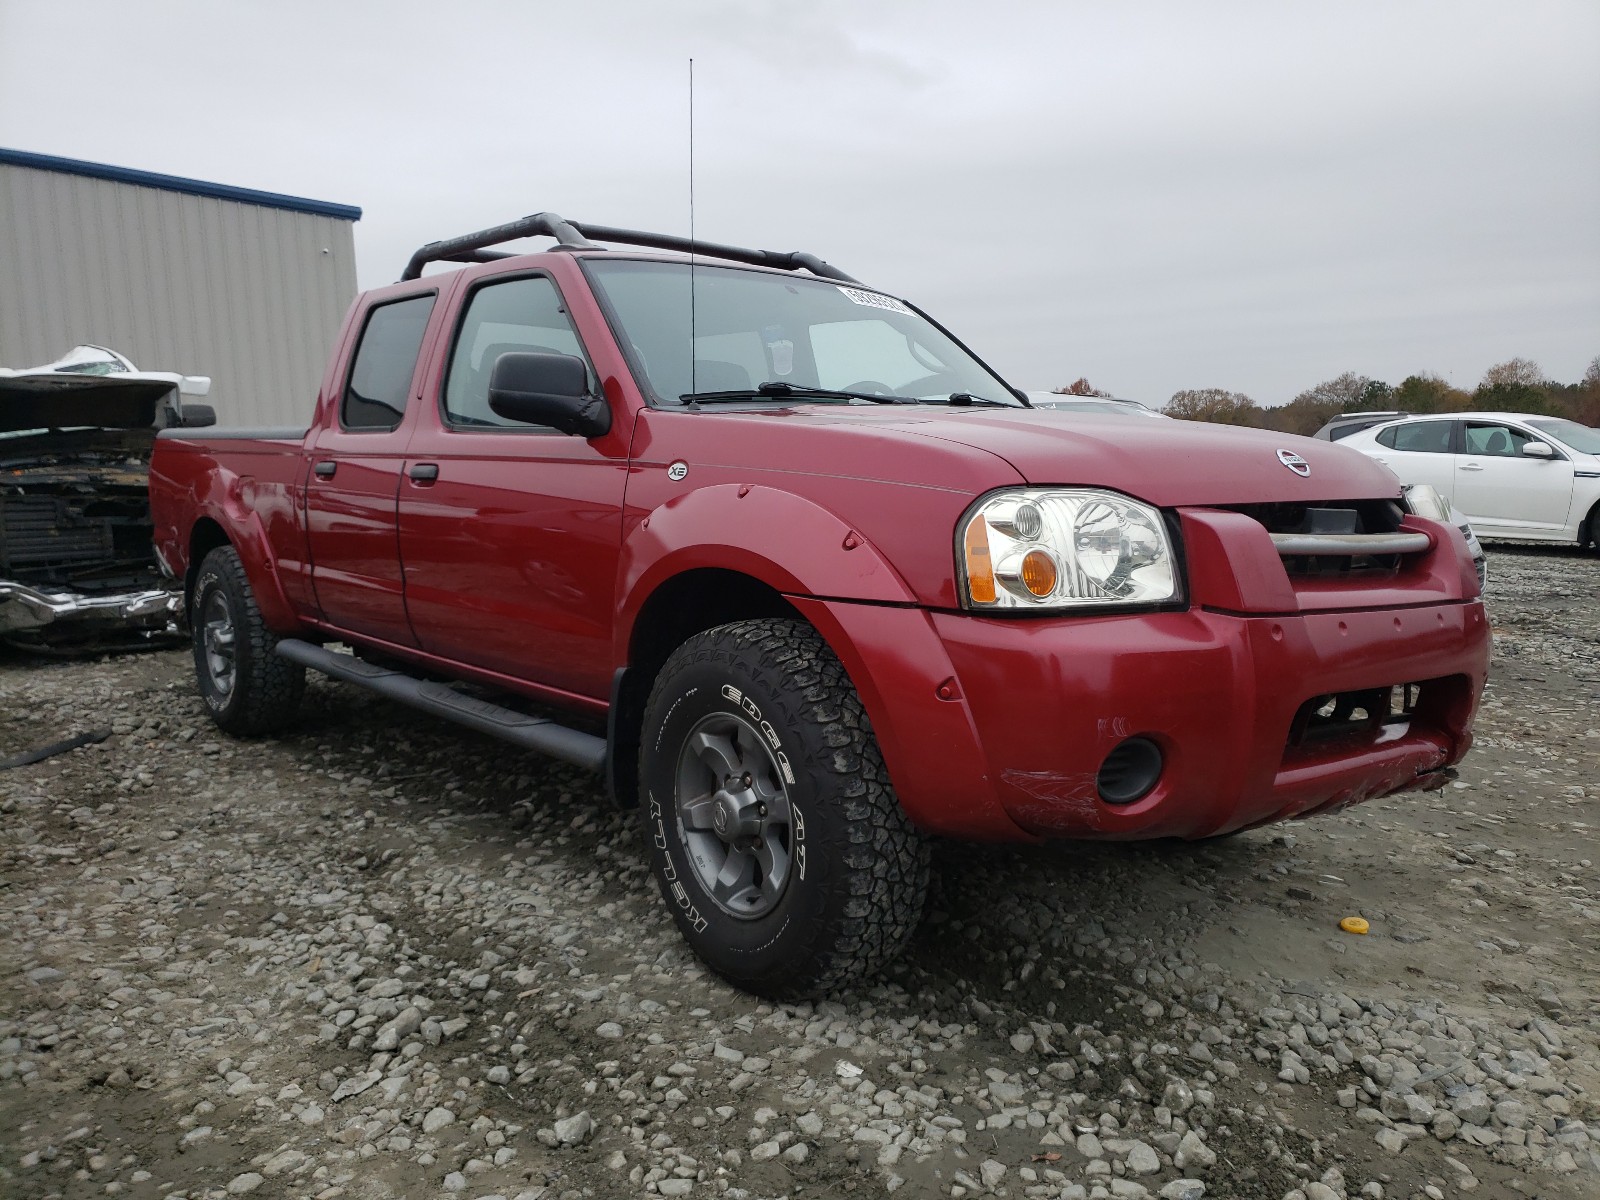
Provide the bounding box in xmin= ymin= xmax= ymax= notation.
xmin=1 ymin=348 xmax=212 ymax=651
xmin=0 ymin=427 xmax=183 ymax=648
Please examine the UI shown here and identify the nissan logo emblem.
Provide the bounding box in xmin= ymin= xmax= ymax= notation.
xmin=1277 ymin=449 xmax=1311 ymax=477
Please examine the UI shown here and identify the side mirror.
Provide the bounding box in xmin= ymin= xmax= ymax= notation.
xmin=180 ymin=375 xmax=212 ymax=397
xmin=180 ymin=403 xmax=217 ymax=428
xmin=488 ymin=352 xmax=610 ymax=438
xmin=1521 ymin=440 xmax=1555 ymax=459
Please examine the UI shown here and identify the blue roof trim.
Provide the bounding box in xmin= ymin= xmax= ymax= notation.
xmin=0 ymin=147 xmax=361 ymax=221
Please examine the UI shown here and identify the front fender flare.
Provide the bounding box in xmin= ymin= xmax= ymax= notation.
xmin=614 ymin=483 xmax=918 ymax=661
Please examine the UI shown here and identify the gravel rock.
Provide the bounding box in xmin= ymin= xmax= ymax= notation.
xmin=1126 ymin=1140 xmax=1161 ymax=1175
xmin=423 ymin=1106 xmax=456 ymax=1134
xmin=0 ymin=549 xmax=1595 ymax=1200
xmin=553 ymin=1111 xmax=593 ymax=1145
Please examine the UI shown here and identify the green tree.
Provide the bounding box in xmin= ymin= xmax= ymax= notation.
xmin=1474 ymin=357 xmax=1553 ymax=415
xmin=1480 ymin=358 xmax=1543 ymax=389
xmin=1578 ymin=356 xmax=1600 ymax=425
xmin=1273 ymin=371 xmax=1374 ymax=436
xmin=1392 ymin=373 xmax=1470 ymax=414
xmin=1361 ymin=379 xmax=1394 ymax=407
xmin=1165 ymin=388 xmax=1261 ymax=426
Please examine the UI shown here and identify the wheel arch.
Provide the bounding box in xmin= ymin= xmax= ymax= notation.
xmin=1582 ymin=494 xmax=1600 ymax=549
xmin=186 ymin=518 xmax=233 ymax=608
xmin=606 ymin=485 xmax=921 ymax=807
xmin=607 ymin=567 xmax=805 ymax=808
xmin=182 ymin=495 xmax=300 ymax=632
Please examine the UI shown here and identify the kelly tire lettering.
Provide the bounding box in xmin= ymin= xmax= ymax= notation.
xmin=637 ymin=617 xmax=929 ymax=999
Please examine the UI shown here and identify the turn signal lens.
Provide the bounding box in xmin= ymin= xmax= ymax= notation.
xmin=1020 ymin=549 xmax=1057 ymax=597
xmin=964 ymin=515 xmax=996 ymax=603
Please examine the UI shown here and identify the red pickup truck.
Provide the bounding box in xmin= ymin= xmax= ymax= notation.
xmin=149 ymin=213 xmax=1490 ymax=998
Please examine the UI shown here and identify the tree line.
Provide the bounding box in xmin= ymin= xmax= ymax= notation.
xmin=1055 ymin=357 xmax=1600 ymax=435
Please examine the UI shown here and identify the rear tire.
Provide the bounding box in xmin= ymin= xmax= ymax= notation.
xmin=638 ymin=618 xmax=929 ymax=999
xmin=191 ymin=545 xmax=304 ymax=735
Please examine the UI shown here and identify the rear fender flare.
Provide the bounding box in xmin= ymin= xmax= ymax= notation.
xmin=189 ymin=468 xmax=300 ymax=632
xmin=614 ymin=484 xmax=917 ymax=663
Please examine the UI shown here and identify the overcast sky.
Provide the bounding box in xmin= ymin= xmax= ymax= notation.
xmin=2 ymin=0 xmax=1597 ymax=406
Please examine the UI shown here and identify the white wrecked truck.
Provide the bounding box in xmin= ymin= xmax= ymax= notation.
xmin=0 ymin=345 xmax=212 ymax=649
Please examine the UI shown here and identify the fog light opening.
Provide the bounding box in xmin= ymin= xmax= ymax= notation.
xmin=1097 ymin=737 xmax=1163 ymax=805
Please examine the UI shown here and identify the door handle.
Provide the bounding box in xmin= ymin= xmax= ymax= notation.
xmin=313 ymin=460 xmax=337 ymax=478
xmin=408 ymin=463 xmax=440 ymax=482
xmin=1459 ymin=462 xmax=1484 ymax=472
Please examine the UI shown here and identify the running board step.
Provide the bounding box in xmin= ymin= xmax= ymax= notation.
xmin=274 ymin=639 xmax=606 ymax=772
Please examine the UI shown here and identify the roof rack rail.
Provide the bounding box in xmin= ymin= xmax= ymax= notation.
xmin=399 ymin=211 xmax=860 ymax=284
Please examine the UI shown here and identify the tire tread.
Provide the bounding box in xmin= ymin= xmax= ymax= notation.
xmin=647 ymin=617 xmax=929 ymax=998
xmin=194 ymin=546 xmax=304 ymax=736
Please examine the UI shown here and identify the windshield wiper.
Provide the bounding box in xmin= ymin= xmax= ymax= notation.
xmin=943 ymin=392 xmax=1017 ymax=408
xmin=681 ymin=381 xmax=906 ymax=405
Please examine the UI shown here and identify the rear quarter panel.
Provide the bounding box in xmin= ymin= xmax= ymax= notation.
xmin=149 ymin=429 xmax=315 ymax=631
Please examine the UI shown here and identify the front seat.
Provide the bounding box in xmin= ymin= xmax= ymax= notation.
xmin=1483 ymin=429 xmax=1512 ymax=456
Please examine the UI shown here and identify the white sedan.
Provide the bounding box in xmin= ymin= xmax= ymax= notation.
xmin=1025 ymin=392 xmax=1168 ymax=417
xmin=1340 ymin=411 xmax=1600 ymax=549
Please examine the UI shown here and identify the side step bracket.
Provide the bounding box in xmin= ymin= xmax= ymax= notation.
xmin=274 ymin=639 xmax=606 ymax=772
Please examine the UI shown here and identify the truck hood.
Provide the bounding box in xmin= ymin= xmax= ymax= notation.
xmin=900 ymin=408 xmax=1403 ymax=504
xmin=0 ymin=344 xmax=210 ymax=434
xmin=684 ymin=406 xmax=1404 ymax=506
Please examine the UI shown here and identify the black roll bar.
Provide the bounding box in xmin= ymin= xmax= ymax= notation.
xmin=400 ymin=211 xmax=859 ymax=284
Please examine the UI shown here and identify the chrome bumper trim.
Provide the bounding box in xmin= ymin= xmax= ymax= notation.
xmin=1269 ymin=531 xmax=1433 ymax=557
xmin=0 ymin=580 xmax=184 ymax=635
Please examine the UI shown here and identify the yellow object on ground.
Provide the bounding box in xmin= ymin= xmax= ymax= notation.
xmin=1339 ymin=916 xmax=1370 ymax=935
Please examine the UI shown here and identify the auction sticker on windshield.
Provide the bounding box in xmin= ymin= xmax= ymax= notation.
xmin=838 ymin=286 xmax=913 ymax=316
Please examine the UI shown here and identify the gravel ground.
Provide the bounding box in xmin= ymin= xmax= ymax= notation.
xmin=2 ymin=545 xmax=1597 ymax=1200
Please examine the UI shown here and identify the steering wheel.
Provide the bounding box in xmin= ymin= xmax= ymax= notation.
xmin=844 ymin=380 xmax=897 ymax=397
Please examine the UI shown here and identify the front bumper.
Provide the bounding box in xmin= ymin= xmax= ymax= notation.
xmin=929 ymin=600 xmax=1488 ymax=839
xmin=0 ymin=579 xmax=184 ymax=641
xmin=792 ymin=508 xmax=1490 ymax=842
xmin=793 ymin=592 xmax=1488 ymax=844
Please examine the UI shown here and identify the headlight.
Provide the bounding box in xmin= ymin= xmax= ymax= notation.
xmin=1401 ymin=483 xmax=1451 ymax=523
xmin=957 ymin=488 xmax=1178 ymax=610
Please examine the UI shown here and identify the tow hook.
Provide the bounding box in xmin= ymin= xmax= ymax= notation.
xmin=1416 ymin=766 xmax=1458 ymax=792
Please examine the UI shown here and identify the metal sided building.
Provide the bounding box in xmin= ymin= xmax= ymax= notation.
xmin=0 ymin=148 xmax=361 ymax=426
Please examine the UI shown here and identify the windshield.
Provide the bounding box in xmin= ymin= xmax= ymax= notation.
xmin=583 ymin=259 xmax=1021 ymax=406
xmin=1526 ymin=417 xmax=1600 ymax=454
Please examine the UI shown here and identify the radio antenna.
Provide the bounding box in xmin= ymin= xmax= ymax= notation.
xmin=688 ymin=57 xmax=697 ymax=399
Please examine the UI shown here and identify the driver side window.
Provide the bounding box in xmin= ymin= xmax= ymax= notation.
xmin=443 ymin=275 xmax=589 ymax=428
xmin=1463 ymin=422 xmax=1533 ymax=458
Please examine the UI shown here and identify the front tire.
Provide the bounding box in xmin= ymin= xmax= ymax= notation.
xmin=191 ymin=545 xmax=305 ymax=735
xmin=639 ymin=618 xmax=929 ymax=999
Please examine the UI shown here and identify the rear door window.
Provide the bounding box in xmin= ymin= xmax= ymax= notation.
xmin=342 ymin=294 xmax=436 ymax=431
xmin=1379 ymin=420 xmax=1454 ymax=453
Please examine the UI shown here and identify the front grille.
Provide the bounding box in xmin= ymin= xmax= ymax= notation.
xmin=1225 ymin=499 xmax=1427 ymax=578
xmin=0 ymin=495 xmax=112 ymax=570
